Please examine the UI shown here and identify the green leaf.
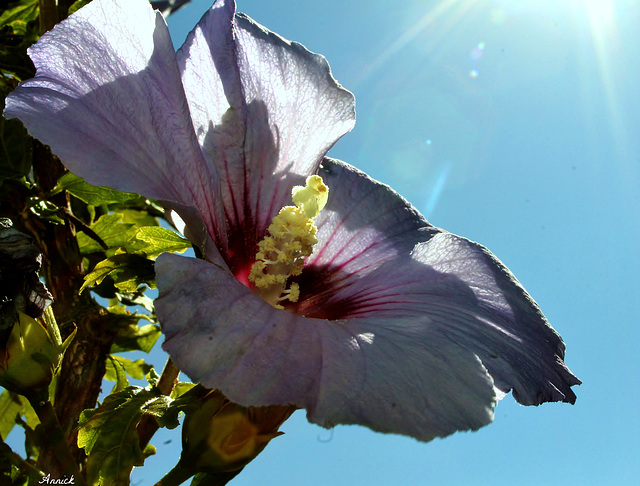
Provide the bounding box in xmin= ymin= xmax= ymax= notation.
xmin=55 ymin=172 xmax=139 ymax=206
xmin=0 ymin=0 xmax=39 ymax=30
xmin=0 ymin=0 xmax=39 ymax=86
xmin=111 ymin=323 xmax=161 ymax=354
xmin=78 ymin=386 xmax=179 ymax=486
xmin=171 ymin=382 xmax=196 ymax=399
xmin=17 ymin=396 xmax=38 ymax=430
xmin=117 ymin=208 xmax=160 ymax=228
xmin=146 ymin=368 xmax=160 ymax=388
xmin=77 ymin=212 xmax=184 ymax=257
xmin=77 ymin=213 xmax=141 ymax=254
xmin=102 ymin=304 xmax=158 ymax=353
xmin=115 ymin=291 xmax=155 ymax=314
xmin=0 ymin=390 xmax=23 ymax=440
xmin=0 ymin=390 xmax=39 ymax=441
xmin=135 ymin=226 xmax=191 ymax=257
xmin=105 ymin=356 xmax=153 ymax=383
xmin=68 ymin=0 xmax=91 ymax=15
xmin=105 ymin=356 xmax=130 ymax=393
xmin=27 ymin=197 xmax=64 ymax=224
xmin=81 ymin=253 xmax=155 ymax=293
xmin=107 ymin=302 xmax=155 ymax=325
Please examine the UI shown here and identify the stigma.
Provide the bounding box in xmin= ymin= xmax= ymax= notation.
xmin=248 ymin=175 xmax=328 ymax=308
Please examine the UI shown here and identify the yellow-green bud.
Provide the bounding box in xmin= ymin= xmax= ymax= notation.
xmin=0 ymin=307 xmax=72 ymax=397
xmin=181 ymin=389 xmax=294 ymax=473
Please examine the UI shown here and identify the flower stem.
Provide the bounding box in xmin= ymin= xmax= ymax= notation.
xmin=156 ymin=357 xmax=181 ymax=396
xmin=38 ymin=0 xmax=59 ymax=33
xmin=154 ymin=464 xmax=241 ymax=486
xmin=153 ymin=462 xmax=194 ymax=486
xmin=138 ymin=358 xmax=181 ymax=449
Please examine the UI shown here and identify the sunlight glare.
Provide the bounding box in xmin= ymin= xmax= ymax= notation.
xmin=493 ymin=0 xmax=616 ymax=18
xmin=578 ymin=0 xmax=629 ymax=175
xmin=351 ymin=0 xmax=478 ymax=87
xmin=494 ymin=0 xmax=629 ymax=170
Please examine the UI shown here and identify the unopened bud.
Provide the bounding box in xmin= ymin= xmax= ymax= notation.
xmin=0 ymin=307 xmax=73 ymax=397
xmin=180 ymin=389 xmax=294 ymax=473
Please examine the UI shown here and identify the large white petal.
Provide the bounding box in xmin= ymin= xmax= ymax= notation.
xmin=155 ymin=253 xmax=496 ymax=442
xmin=297 ymin=159 xmax=579 ymax=404
xmin=176 ymin=0 xmax=355 ymax=260
xmin=4 ymin=0 xmax=215 ymax=208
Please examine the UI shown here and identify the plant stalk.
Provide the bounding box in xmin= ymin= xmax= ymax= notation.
xmin=154 ymin=462 xmax=194 ymax=486
xmin=38 ymin=0 xmax=59 ymax=33
xmin=138 ymin=358 xmax=181 ymax=450
xmin=28 ymin=392 xmax=85 ymax=486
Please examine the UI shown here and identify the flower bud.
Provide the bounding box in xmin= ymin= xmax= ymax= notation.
xmin=0 ymin=307 xmax=72 ymax=397
xmin=180 ymin=389 xmax=294 ymax=473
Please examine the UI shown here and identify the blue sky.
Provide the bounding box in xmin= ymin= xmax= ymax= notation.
xmin=132 ymin=1 xmax=640 ymax=484
xmin=8 ymin=0 xmax=639 ymax=484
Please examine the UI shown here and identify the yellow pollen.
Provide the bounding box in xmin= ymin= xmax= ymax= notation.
xmin=248 ymin=175 xmax=328 ymax=308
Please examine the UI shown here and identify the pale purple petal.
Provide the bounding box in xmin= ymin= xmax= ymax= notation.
xmin=4 ymin=0 xmax=354 ymax=275
xmin=155 ymin=253 xmax=497 ymax=442
xmin=176 ymin=1 xmax=355 ymax=263
xmin=3 ymin=0 xmax=217 ymax=209
xmin=233 ymin=13 xmax=356 ymax=229
xmin=409 ymin=234 xmax=581 ymax=405
xmin=173 ymin=0 xmax=241 ymax=251
xmin=295 ymin=158 xmax=579 ymax=405
xmin=156 ymin=156 xmax=578 ymax=440
xmin=299 ymin=158 xmax=437 ymax=308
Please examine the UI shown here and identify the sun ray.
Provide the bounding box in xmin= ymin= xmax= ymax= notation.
xmin=351 ymin=0 xmax=478 ymax=88
xmin=579 ymin=2 xmax=627 ymax=162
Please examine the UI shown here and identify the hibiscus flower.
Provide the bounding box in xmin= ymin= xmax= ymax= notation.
xmin=4 ymin=0 xmax=579 ymax=442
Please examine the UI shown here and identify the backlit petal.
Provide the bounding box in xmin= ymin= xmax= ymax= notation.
xmin=176 ymin=1 xmax=355 ymax=261
xmin=297 ymin=159 xmax=579 ymax=404
xmin=233 ymin=14 xmax=355 ymax=232
xmin=300 ymin=158 xmax=437 ymax=304
xmin=3 ymin=0 xmax=215 ymax=208
xmin=156 ymin=253 xmax=496 ymax=442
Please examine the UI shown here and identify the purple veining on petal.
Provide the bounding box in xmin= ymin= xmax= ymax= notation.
xmin=156 ymin=253 xmax=497 ymax=442
xmin=175 ymin=0 xmax=246 ymax=257
xmin=156 ymin=156 xmax=578 ymax=442
xmin=289 ymin=159 xmax=579 ymax=406
xmin=290 ymin=158 xmax=437 ymax=317
xmin=175 ymin=1 xmax=355 ymax=276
